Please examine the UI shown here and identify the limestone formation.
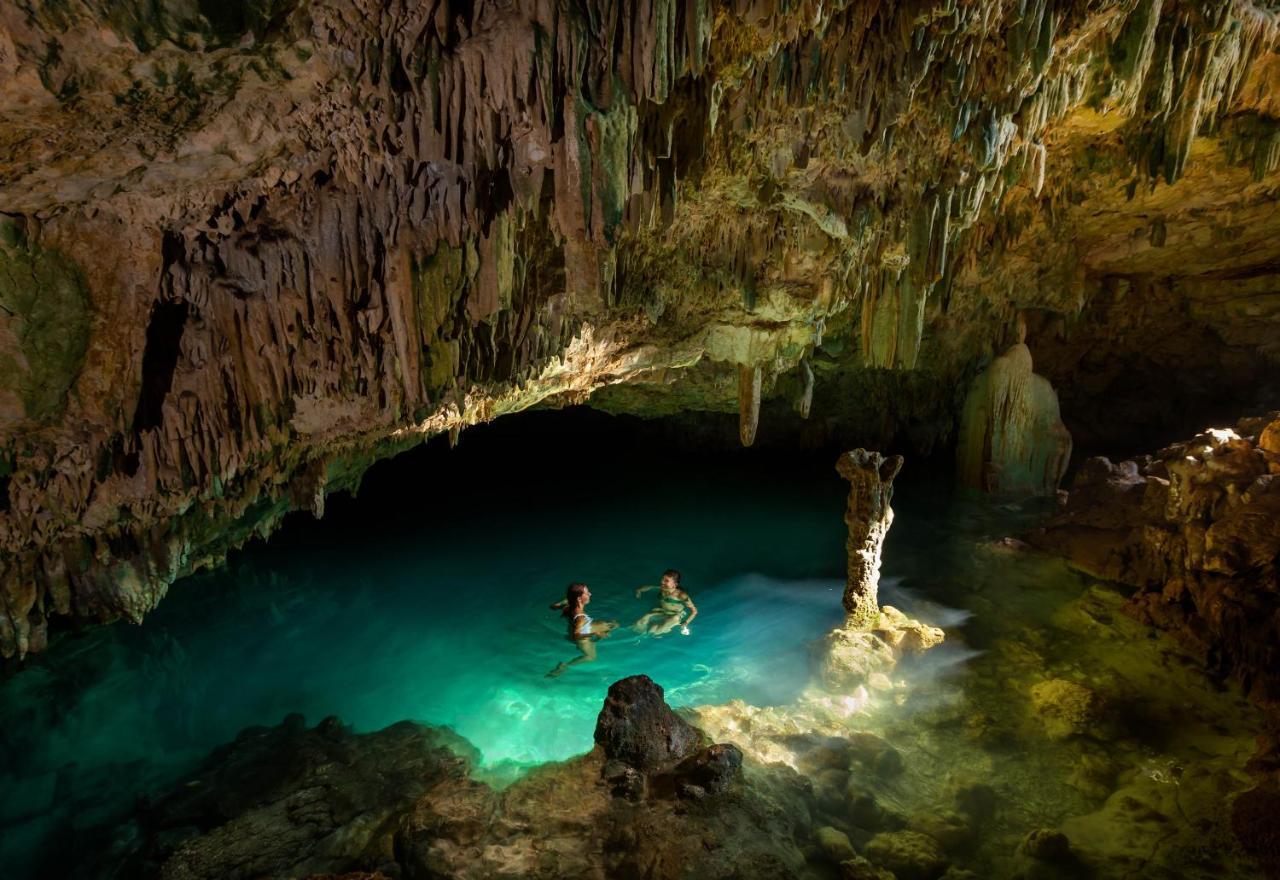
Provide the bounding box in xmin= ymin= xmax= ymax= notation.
xmin=3 ymin=0 xmax=1280 ymax=659
xmin=956 ymin=341 xmax=1072 ymax=496
xmin=103 ymin=684 xmax=818 ymax=880
xmin=594 ymin=674 xmax=703 ymax=772
xmin=1027 ymin=413 xmax=1280 ymax=708
xmin=836 ymin=448 xmax=903 ymax=626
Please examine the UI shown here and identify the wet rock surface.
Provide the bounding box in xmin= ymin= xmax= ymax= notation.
xmin=594 ymin=674 xmax=703 ymax=771
xmin=99 ymin=680 xmax=817 ymax=880
xmin=1027 ymin=413 xmax=1280 ymax=709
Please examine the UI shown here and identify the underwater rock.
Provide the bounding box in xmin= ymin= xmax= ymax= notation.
xmin=816 ymin=825 xmax=858 ymax=863
xmin=908 ymin=811 xmax=973 ymax=854
xmin=847 ymin=732 xmax=905 ymax=779
xmin=839 ymin=855 xmax=895 ymax=880
xmin=956 ymin=341 xmax=1072 ymax=497
xmin=836 ymin=449 xmax=903 ymax=627
xmin=1027 ymin=413 xmax=1280 ymax=708
xmin=671 ymin=742 xmax=744 ymax=797
xmin=1018 ymin=828 xmax=1074 ymax=862
xmin=1029 ymin=679 xmax=1104 ymax=741
xmin=864 ymin=830 xmax=948 ymax=880
xmin=1231 ymin=782 xmax=1280 ymax=878
xmin=594 ymin=674 xmax=703 ymax=772
xmin=110 ymin=681 xmax=824 ymax=880
xmin=123 ymin=715 xmax=478 ymax=880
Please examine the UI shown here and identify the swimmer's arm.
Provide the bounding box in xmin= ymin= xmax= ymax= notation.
xmin=634 ymin=584 xmax=657 ymax=598
xmin=549 ymin=598 xmax=568 ymax=610
xmin=681 ymin=594 xmax=698 ymax=626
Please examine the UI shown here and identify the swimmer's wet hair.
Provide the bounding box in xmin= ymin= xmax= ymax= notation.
xmin=662 ymin=569 xmax=681 ymax=585
xmin=563 ymin=582 xmax=589 ymax=618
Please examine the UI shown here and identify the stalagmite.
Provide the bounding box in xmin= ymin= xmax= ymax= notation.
xmin=956 ymin=341 xmax=1072 ymax=496
xmin=835 ymin=448 xmax=903 ymax=627
xmin=738 ymin=365 xmax=761 ymax=447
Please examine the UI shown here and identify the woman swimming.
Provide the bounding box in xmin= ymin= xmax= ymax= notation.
xmin=632 ymin=568 xmax=697 ymax=636
xmin=547 ymin=582 xmax=617 ymax=677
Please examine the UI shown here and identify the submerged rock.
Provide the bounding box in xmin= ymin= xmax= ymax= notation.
xmin=816 ymin=825 xmax=857 ymax=863
xmin=1029 ymin=679 xmax=1104 ymax=741
xmin=124 ymin=716 xmax=479 ymax=880
xmin=107 ymin=680 xmax=821 ymax=880
xmin=839 ymin=854 xmax=895 ymax=880
xmin=1018 ymin=828 xmax=1074 ymax=863
xmin=864 ymin=830 xmax=948 ymax=880
xmin=671 ymin=742 xmax=744 ymax=798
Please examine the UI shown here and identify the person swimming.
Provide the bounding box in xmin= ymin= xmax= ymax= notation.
xmin=633 ymin=569 xmax=697 ymax=636
xmin=547 ymin=582 xmax=617 ymax=677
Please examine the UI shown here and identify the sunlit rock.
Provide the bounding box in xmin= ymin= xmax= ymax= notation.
xmin=836 ymin=448 xmax=903 ymax=627
xmin=1029 ymin=679 xmax=1105 ymax=741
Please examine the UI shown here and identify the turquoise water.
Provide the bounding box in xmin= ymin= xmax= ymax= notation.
xmin=0 ymin=413 xmax=852 ymax=872
xmin=0 ymin=411 xmax=1264 ymax=878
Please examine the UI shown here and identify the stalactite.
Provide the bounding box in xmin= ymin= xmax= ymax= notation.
xmin=737 ymin=364 xmax=761 ymax=448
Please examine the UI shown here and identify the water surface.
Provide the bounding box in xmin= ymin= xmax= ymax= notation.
xmin=0 ymin=410 xmax=1263 ymax=878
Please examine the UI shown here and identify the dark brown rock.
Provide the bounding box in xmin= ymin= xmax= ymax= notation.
xmin=593 ymin=674 xmax=703 ymax=772
xmin=672 ymin=742 xmax=744 ymax=797
xmin=1027 ymin=414 xmax=1280 ymax=709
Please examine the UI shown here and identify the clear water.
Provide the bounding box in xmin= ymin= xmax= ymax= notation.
xmin=0 ymin=411 xmax=1264 ymax=878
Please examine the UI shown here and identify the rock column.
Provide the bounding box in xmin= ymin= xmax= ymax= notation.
xmin=836 ymin=449 xmax=903 ymax=628
xmin=956 ymin=340 xmax=1072 ymax=496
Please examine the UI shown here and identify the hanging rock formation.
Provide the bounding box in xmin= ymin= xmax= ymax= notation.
xmin=3 ymin=0 xmax=1280 ymax=658
xmin=836 ymin=449 xmax=903 ymax=627
xmin=1027 ymin=413 xmax=1280 ymax=708
xmin=956 ymin=340 xmax=1073 ymax=496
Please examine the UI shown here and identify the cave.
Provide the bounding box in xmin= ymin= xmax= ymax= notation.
xmin=1 ymin=1 xmax=1279 ymax=879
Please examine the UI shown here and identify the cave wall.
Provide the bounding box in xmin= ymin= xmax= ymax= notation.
xmin=1 ymin=0 xmax=1279 ymax=658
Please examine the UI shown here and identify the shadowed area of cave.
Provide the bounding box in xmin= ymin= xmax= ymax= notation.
xmin=2 ymin=0 xmax=1280 ymax=878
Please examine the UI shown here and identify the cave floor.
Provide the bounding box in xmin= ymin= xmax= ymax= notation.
xmin=0 ymin=412 xmax=1263 ymax=878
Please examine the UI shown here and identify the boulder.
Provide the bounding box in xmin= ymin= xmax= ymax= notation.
xmin=1029 ymin=679 xmax=1103 ymax=740
xmin=1018 ymin=828 xmax=1073 ymax=863
xmin=822 ymin=626 xmax=899 ymax=690
xmin=840 ymin=855 xmax=895 ymax=880
xmin=876 ymin=606 xmax=946 ymax=654
xmin=816 ymin=826 xmax=857 ymax=863
xmin=865 ymin=830 xmax=948 ymax=880
xmin=594 ymin=675 xmax=703 ymax=771
xmin=847 ymin=732 xmax=904 ymax=778
xmin=672 ymin=743 xmax=743 ymax=797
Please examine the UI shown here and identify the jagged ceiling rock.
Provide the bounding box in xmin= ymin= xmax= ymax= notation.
xmin=1 ymin=0 xmax=1279 ymax=659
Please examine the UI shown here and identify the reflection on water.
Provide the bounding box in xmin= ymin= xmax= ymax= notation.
xmin=0 ymin=414 xmax=1265 ymax=878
